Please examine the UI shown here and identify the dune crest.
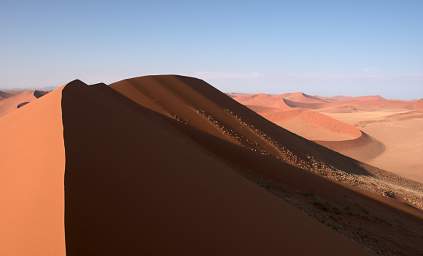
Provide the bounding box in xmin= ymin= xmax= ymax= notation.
xmin=111 ymin=76 xmax=423 ymax=255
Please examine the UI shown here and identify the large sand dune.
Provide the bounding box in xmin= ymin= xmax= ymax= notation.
xmin=112 ymin=76 xmax=423 ymax=255
xmin=1 ymin=75 xmax=423 ymax=255
xmin=62 ymin=80 xmax=368 ymax=255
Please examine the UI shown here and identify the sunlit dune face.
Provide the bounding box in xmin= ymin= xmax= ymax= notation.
xmin=231 ymin=92 xmax=423 ymax=183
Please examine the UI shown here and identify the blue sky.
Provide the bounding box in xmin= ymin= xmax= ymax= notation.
xmin=1 ymin=0 xmax=422 ymax=98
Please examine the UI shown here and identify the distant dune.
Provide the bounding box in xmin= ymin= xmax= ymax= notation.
xmin=0 ymin=90 xmax=48 ymax=117
xmin=230 ymin=93 xmax=291 ymax=110
xmin=259 ymin=109 xmax=362 ymax=141
xmin=0 ymin=90 xmax=11 ymax=99
xmin=230 ymin=93 xmax=362 ymax=141
xmin=280 ymin=92 xmax=329 ymax=103
xmin=317 ymin=95 xmax=419 ymax=112
xmin=232 ymin=91 xmax=423 ymax=183
xmin=1 ymin=76 xmax=423 ymax=255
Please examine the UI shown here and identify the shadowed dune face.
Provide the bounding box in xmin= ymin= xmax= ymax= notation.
xmin=62 ymin=81 xmax=368 ymax=256
xmin=280 ymin=92 xmax=329 ymax=109
xmin=111 ymin=76 xmax=423 ymax=255
xmin=0 ymin=90 xmax=11 ymax=99
xmin=317 ymin=132 xmax=386 ymax=161
xmin=230 ymin=93 xmax=291 ymax=110
xmin=33 ymin=90 xmax=48 ymax=98
xmin=283 ymin=98 xmax=326 ymax=109
xmin=324 ymin=110 xmax=423 ymax=183
xmin=112 ymin=76 xmax=370 ymax=176
xmin=0 ymin=88 xmax=65 ymax=256
xmin=281 ymin=92 xmax=329 ymax=103
xmin=330 ymin=111 xmax=423 ymax=183
xmin=17 ymin=101 xmax=30 ymax=108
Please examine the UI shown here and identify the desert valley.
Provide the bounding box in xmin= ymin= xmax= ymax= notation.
xmin=231 ymin=92 xmax=423 ymax=183
xmin=0 ymin=75 xmax=422 ymax=256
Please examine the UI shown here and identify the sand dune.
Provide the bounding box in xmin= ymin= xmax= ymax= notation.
xmin=0 ymin=90 xmax=47 ymax=117
xmin=1 ymin=76 xmax=423 ymax=255
xmin=112 ymin=76 xmax=370 ymax=171
xmin=259 ymin=109 xmax=362 ymax=141
xmin=230 ymin=93 xmax=291 ymax=110
xmin=280 ymin=92 xmax=329 ymax=104
xmin=63 ymin=80 xmax=368 ymax=256
xmin=0 ymin=88 xmax=65 ymax=256
xmin=317 ymin=132 xmax=385 ymax=161
xmin=327 ymin=110 xmax=423 ymax=183
xmin=112 ymin=76 xmax=423 ymax=255
xmin=231 ymin=92 xmax=363 ymax=142
xmin=283 ymin=98 xmax=326 ymax=109
xmin=318 ymin=96 xmax=420 ymax=113
xmin=233 ymin=92 xmax=423 ymax=184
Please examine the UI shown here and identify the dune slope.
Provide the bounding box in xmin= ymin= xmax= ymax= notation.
xmin=232 ymin=91 xmax=423 ymax=184
xmin=259 ymin=109 xmax=362 ymax=141
xmin=112 ymin=76 xmax=371 ymax=175
xmin=62 ymin=80 xmax=367 ymax=256
xmin=0 ymin=88 xmax=65 ymax=256
xmin=112 ymin=75 xmax=423 ymax=255
xmin=0 ymin=90 xmax=46 ymax=117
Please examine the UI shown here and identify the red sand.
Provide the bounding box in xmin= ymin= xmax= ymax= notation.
xmin=260 ymin=109 xmax=362 ymax=141
xmin=0 ymin=88 xmax=65 ymax=256
xmin=230 ymin=93 xmax=291 ymax=110
xmin=0 ymin=90 xmax=46 ymax=117
xmin=1 ymin=76 xmax=422 ymax=255
xmin=231 ymin=91 xmax=423 ymax=182
xmin=111 ymin=76 xmax=423 ymax=255
xmin=230 ymin=92 xmax=363 ymax=142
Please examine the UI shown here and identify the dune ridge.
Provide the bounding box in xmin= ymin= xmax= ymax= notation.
xmin=112 ymin=75 xmax=423 ymax=255
xmin=62 ymin=80 xmax=368 ymax=256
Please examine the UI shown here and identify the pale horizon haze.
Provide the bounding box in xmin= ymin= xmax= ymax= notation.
xmin=1 ymin=0 xmax=422 ymax=99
